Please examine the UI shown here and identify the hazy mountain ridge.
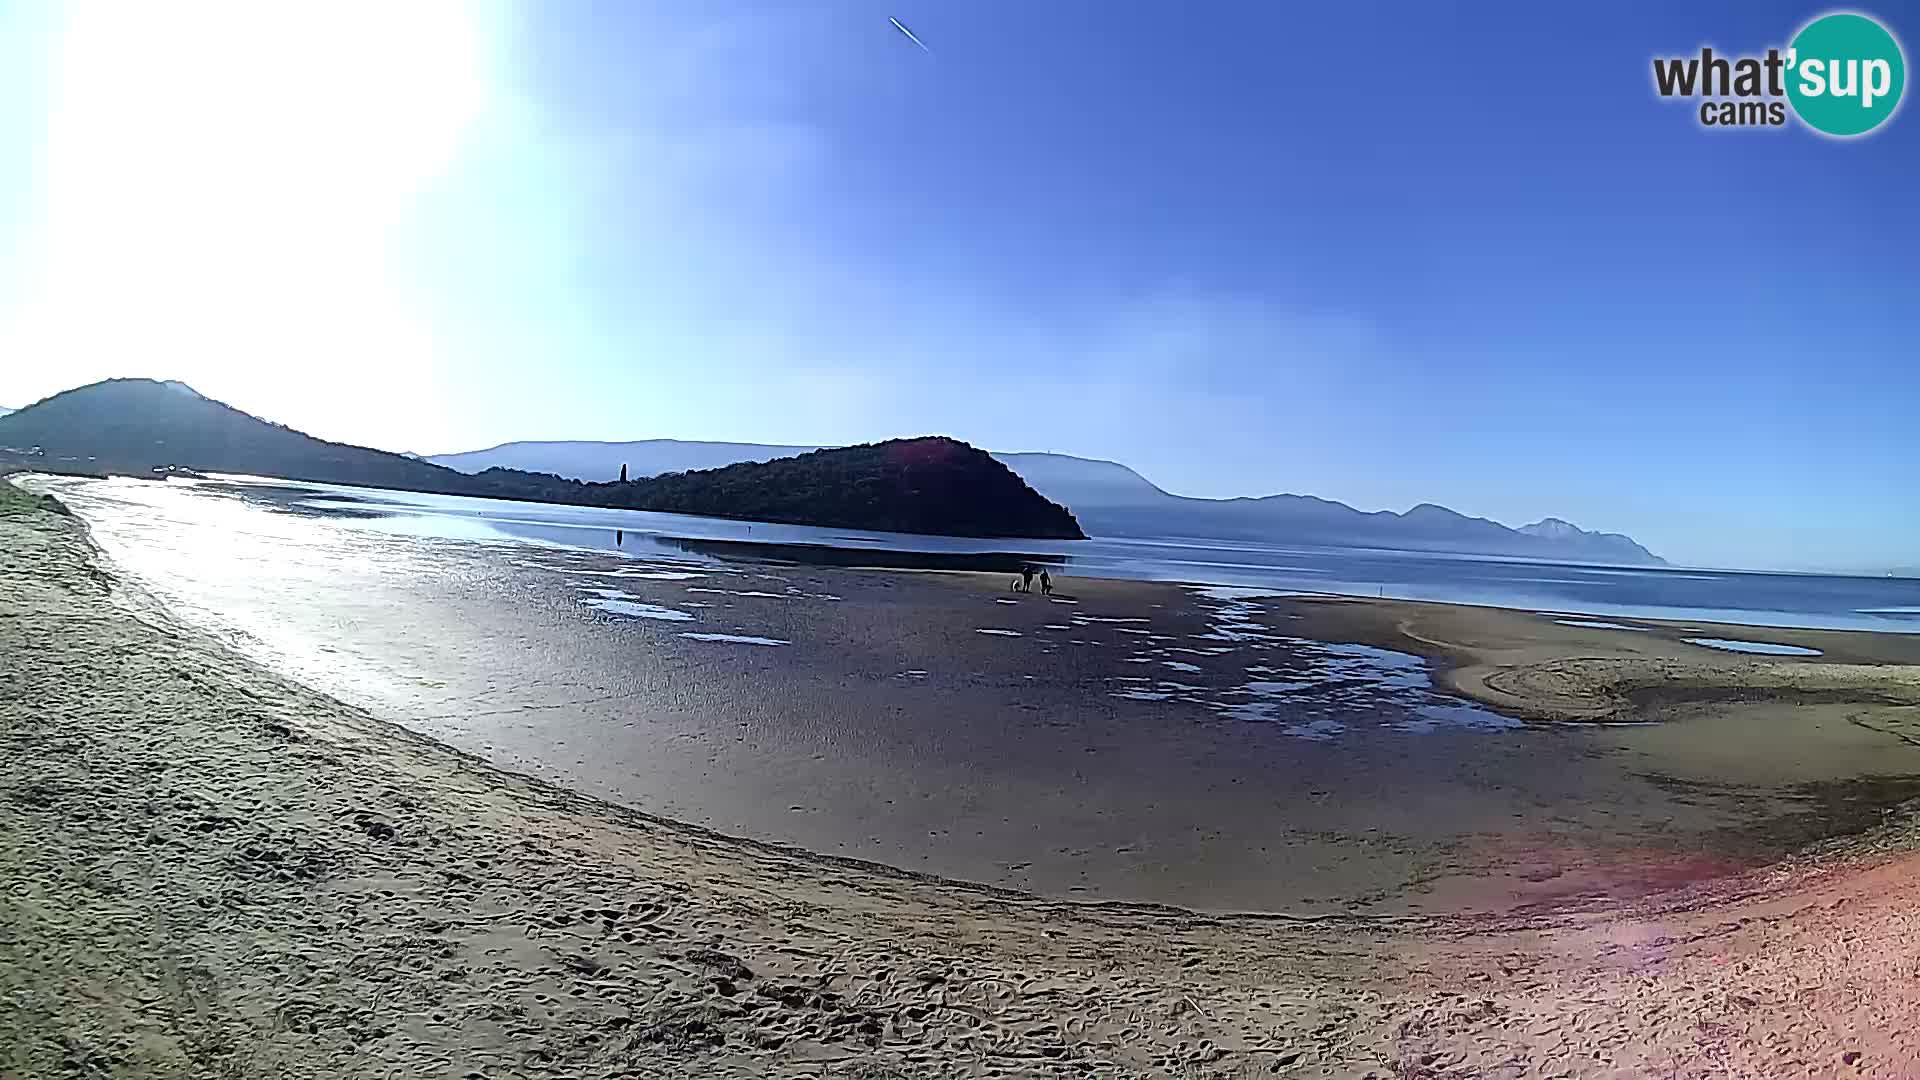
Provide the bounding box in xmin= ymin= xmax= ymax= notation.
xmin=434 ymin=441 xmax=1664 ymax=564
xmin=0 ymin=380 xmax=1082 ymax=540
xmin=1519 ymin=517 xmax=1583 ymax=540
xmin=1 ymin=380 xmax=490 ymax=493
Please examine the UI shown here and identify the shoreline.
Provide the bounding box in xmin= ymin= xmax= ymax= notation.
xmin=35 ymin=467 xmax=1920 ymax=636
xmin=8 ymin=491 xmax=1920 ymax=1075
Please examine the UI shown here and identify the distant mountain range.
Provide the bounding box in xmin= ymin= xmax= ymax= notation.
xmin=1 ymin=379 xmax=1658 ymax=560
xmin=0 ymin=380 xmax=1081 ymax=540
xmin=429 ymin=440 xmax=1665 ymax=565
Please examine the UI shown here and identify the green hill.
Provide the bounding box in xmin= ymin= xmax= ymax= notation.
xmin=0 ymin=379 xmax=1083 ymax=540
xmin=591 ymin=439 xmax=1084 ymax=539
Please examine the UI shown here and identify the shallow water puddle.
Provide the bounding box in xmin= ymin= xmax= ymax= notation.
xmin=1194 ymin=585 xmax=1318 ymax=601
xmin=1684 ymin=637 xmax=1823 ymax=656
xmin=580 ymin=589 xmax=695 ymax=622
xmin=514 ymin=557 xmax=716 ymax=581
xmin=568 ymin=567 xmax=706 ymax=581
xmin=679 ymin=632 xmax=789 ymax=646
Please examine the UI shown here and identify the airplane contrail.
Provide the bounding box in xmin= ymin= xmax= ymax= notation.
xmin=890 ymin=16 xmax=930 ymax=53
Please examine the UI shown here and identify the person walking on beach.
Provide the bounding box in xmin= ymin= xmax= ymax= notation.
xmin=1039 ymin=569 xmax=1053 ymax=596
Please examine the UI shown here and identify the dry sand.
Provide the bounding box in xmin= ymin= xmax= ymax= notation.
xmin=5 ymin=491 xmax=1920 ymax=1078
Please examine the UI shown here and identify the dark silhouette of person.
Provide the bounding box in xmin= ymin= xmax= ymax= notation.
xmin=1040 ymin=569 xmax=1053 ymax=595
xmin=1019 ymin=565 xmax=1035 ymax=593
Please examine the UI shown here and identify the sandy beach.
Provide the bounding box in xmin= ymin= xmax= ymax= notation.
xmin=6 ymin=487 xmax=1920 ymax=1077
xmin=30 ymin=471 xmax=1920 ymax=920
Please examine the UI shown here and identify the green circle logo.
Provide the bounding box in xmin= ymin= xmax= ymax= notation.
xmin=1786 ymin=12 xmax=1906 ymax=136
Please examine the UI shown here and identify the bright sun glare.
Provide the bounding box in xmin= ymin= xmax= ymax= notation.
xmin=18 ymin=2 xmax=487 ymax=442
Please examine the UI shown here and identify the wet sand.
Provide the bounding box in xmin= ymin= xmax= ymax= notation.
xmin=8 ymin=486 xmax=1920 ymax=1078
xmin=23 ymin=472 xmax=1920 ymax=918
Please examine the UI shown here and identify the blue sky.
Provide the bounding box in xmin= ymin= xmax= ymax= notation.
xmin=0 ymin=1 xmax=1914 ymax=570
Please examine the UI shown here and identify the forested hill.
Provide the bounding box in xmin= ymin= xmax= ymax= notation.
xmin=0 ymin=380 xmax=1085 ymax=541
xmin=582 ymin=438 xmax=1084 ymax=539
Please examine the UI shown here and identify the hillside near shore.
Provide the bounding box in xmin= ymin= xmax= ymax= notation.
xmin=583 ymin=439 xmax=1083 ymax=539
xmin=0 ymin=380 xmax=1083 ymax=540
